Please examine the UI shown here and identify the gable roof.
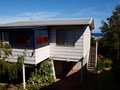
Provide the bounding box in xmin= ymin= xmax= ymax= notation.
xmin=0 ymin=18 xmax=94 ymax=29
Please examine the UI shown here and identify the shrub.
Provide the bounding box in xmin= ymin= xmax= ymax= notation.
xmin=0 ymin=86 xmax=7 ymax=90
xmin=104 ymin=59 xmax=113 ymax=68
xmin=97 ymin=61 xmax=106 ymax=70
xmin=19 ymin=59 xmax=54 ymax=90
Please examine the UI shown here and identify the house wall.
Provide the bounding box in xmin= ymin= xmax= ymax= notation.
xmin=7 ymin=48 xmax=35 ymax=64
xmin=50 ymin=26 xmax=85 ymax=62
xmin=83 ymin=26 xmax=91 ymax=67
xmin=50 ymin=25 xmax=91 ymax=71
xmin=7 ymin=46 xmax=50 ymax=65
xmin=2 ymin=25 xmax=91 ymax=67
xmin=35 ymin=45 xmax=50 ymax=64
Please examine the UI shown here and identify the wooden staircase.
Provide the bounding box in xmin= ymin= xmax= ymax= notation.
xmin=88 ymin=47 xmax=96 ymax=71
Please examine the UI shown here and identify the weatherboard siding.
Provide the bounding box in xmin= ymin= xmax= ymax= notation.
xmin=7 ymin=49 xmax=35 ymax=64
xmin=83 ymin=26 xmax=91 ymax=66
xmin=50 ymin=26 xmax=85 ymax=61
xmin=35 ymin=45 xmax=50 ymax=64
xmin=7 ymin=46 xmax=50 ymax=65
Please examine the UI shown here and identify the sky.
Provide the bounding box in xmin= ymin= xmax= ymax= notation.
xmin=0 ymin=0 xmax=120 ymax=33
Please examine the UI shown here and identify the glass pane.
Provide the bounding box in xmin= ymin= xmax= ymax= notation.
xmin=36 ymin=37 xmax=43 ymax=45
xmin=3 ymin=32 xmax=9 ymax=42
xmin=15 ymin=37 xmax=29 ymax=46
xmin=66 ymin=30 xmax=75 ymax=46
xmin=43 ymin=36 xmax=48 ymax=44
xmin=56 ymin=30 xmax=65 ymax=45
xmin=12 ymin=31 xmax=32 ymax=46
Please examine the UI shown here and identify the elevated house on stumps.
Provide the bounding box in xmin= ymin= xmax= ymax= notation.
xmin=0 ymin=18 xmax=94 ymax=89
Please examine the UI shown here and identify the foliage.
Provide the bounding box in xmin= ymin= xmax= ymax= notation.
xmin=0 ymin=42 xmax=25 ymax=81
xmin=19 ymin=59 xmax=54 ymax=90
xmin=99 ymin=5 xmax=120 ymax=73
xmin=99 ymin=5 xmax=120 ymax=60
xmin=0 ymin=42 xmax=12 ymax=60
xmin=97 ymin=61 xmax=106 ymax=70
xmin=104 ymin=59 xmax=113 ymax=68
xmin=0 ymin=86 xmax=7 ymax=90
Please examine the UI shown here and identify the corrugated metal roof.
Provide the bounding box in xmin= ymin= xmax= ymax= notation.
xmin=0 ymin=18 xmax=94 ymax=29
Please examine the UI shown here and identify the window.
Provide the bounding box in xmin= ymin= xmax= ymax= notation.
xmin=56 ymin=30 xmax=75 ymax=46
xmin=15 ymin=37 xmax=29 ymax=46
xmin=2 ymin=32 xmax=9 ymax=43
xmin=37 ymin=37 xmax=43 ymax=45
xmin=12 ymin=31 xmax=33 ymax=46
xmin=36 ymin=36 xmax=49 ymax=45
xmin=43 ymin=36 xmax=48 ymax=44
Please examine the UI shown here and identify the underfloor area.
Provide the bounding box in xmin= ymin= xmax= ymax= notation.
xmin=42 ymin=69 xmax=97 ymax=90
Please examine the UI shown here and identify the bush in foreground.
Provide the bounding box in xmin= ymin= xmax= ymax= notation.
xmin=19 ymin=59 xmax=54 ymax=90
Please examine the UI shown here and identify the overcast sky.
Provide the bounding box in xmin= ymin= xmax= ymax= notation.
xmin=0 ymin=0 xmax=119 ymax=33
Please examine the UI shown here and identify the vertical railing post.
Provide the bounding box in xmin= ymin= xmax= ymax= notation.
xmin=95 ymin=39 xmax=98 ymax=68
xmin=23 ymin=64 xmax=26 ymax=89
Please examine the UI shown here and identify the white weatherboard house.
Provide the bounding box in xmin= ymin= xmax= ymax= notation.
xmin=0 ymin=18 xmax=94 ymax=89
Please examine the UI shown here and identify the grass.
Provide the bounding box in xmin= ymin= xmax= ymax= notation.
xmin=97 ymin=70 xmax=120 ymax=90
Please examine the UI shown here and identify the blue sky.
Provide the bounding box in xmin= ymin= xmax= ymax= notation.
xmin=0 ymin=0 xmax=119 ymax=33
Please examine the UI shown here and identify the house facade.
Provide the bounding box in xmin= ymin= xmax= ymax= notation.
xmin=0 ymin=18 xmax=94 ymax=88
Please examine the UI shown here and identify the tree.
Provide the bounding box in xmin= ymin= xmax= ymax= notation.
xmin=99 ymin=5 xmax=120 ymax=75
xmin=0 ymin=42 xmax=24 ymax=81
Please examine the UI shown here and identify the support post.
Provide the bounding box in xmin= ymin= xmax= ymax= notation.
xmin=22 ymin=64 xmax=26 ymax=89
xmin=95 ymin=40 xmax=98 ymax=68
xmin=80 ymin=58 xmax=83 ymax=84
xmin=51 ymin=59 xmax=56 ymax=79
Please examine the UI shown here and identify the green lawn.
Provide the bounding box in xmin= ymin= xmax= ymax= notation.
xmin=97 ymin=70 xmax=120 ymax=90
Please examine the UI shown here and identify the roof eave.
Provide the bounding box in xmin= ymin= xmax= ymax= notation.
xmin=89 ymin=18 xmax=95 ymax=30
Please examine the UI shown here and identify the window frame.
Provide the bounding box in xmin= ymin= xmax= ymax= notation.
xmin=56 ymin=29 xmax=76 ymax=47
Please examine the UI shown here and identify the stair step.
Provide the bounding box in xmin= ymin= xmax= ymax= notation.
xmin=88 ymin=65 xmax=95 ymax=67
xmin=89 ymin=47 xmax=96 ymax=71
xmin=88 ymin=62 xmax=94 ymax=64
xmin=88 ymin=67 xmax=95 ymax=69
xmin=90 ymin=58 xmax=95 ymax=61
xmin=90 ymin=58 xmax=95 ymax=59
xmin=88 ymin=61 xmax=95 ymax=63
xmin=88 ymin=65 xmax=95 ymax=66
xmin=87 ymin=68 xmax=95 ymax=71
xmin=88 ymin=63 xmax=95 ymax=65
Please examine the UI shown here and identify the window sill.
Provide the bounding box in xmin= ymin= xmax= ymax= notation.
xmin=56 ymin=45 xmax=75 ymax=47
